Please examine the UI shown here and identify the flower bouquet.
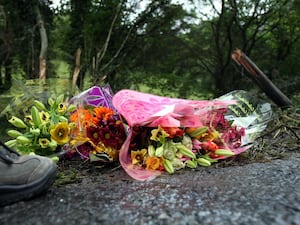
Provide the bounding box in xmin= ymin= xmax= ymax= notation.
xmin=5 ymin=94 xmax=74 ymax=159
xmin=64 ymin=85 xmax=127 ymax=162
xmin=112 ymin=89 xmax=272 ymax=181
xmin=4 ymin=82 xmax=272 ymax=177
xmin=4 ymin=84 xmax=127 ymax=163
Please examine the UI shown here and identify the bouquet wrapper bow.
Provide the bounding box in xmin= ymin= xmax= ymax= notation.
xmin=113 ymin=90 xmax=263 ymax=181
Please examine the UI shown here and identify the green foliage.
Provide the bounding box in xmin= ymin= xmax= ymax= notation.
xmin=111 ymin=70 xmax=214 ymax=99
xmin=1 ymin=0 xmax=300 ymax=102
xmin=0 ymin=0 xmax=54 ymax=85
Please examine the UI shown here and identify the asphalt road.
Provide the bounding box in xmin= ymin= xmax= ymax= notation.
xmin=1 ymin=152 xmax=299 ymax=225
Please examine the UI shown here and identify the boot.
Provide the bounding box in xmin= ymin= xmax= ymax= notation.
xmin=0 ymin=141 xmax=57 ymax=206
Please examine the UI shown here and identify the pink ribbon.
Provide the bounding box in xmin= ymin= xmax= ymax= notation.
xmin=146 ymin=104 xmax=207 ymax=127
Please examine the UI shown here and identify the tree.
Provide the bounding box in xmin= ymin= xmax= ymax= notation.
xmin=0 ymin=5 xmax=12 ymax=90
xmin=0 ymin=0 xmax=53 ymax=87
xmin=113 ymin=0 xmax=198 ymax=96
xmin=35 ymin=4 xmax=48 ymax=83
xmin=183 ymin=0 xmax=300 ymax=96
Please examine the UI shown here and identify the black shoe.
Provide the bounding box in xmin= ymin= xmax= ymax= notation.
xmin=0 ymin=141 xmax=57 ymax=206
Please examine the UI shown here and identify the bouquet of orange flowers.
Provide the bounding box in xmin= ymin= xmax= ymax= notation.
xmin=64 ymin=85 xmax=127 ymax=162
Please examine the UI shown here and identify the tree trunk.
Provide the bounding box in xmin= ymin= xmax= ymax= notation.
xmin=0 ymin=5 xmax=12 ymax=90
xmin=72 ymin=48 xmax=81 ymax=92
xmin=35 ymin=5 xmax=48 ymax=84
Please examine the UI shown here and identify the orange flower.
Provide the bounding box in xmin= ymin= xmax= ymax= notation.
xmin=70 ymin=107 xmax=93 ymax=127
xmin=93 ymin=106 xmax=114 ymax=123
xmin=163 ymin=127 xmax=184 ymax=138
xmin=145 ymin=156 xmax=162 ymax=170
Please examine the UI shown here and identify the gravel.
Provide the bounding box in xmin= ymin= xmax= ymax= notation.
xmin=1 ymin=152 xmax=299 ymax=225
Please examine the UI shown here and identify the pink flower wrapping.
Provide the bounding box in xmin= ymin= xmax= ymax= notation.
xmin=113 ymin=90 xmax=252 ymax=181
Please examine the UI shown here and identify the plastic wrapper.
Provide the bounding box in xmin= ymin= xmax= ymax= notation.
xmin=65 ymin=85 xmax=126 ymax=162
xmin=113 ymin=89 xmax=273 ymax=181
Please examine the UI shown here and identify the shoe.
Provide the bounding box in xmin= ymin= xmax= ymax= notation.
xmin=0 ymin=141 xmax=57 ymax=206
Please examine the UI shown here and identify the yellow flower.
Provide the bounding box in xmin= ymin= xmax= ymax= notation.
xmin=93 ymin=142 xmax=119 ymax=161
xmin=205 ymin=129 xmax=220 ymax=141
xmin=39 ymin=138 xmax=50 ymax=148
xmin=24 ymin=115 xmax=34 ymax=126
xmin=50 ymin=122 xmax=70 ymax=145
xmin=131 ymin=149 xmax=147 ymax=166
xmin=40 ymin=111 xmax=50 ymax=123
xmin=57 ymin=103 xmax=67 ymax=114
xmin=70 ymin=135 xmax=90 ymax=147
xmin=150 ymin=125 xmax=169 ymax=142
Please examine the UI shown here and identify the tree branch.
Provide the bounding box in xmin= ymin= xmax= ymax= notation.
xmin=96 ymin=0 xmax=123 ymax=72
xmin=232 ymin=49 xmax=293 ymax=108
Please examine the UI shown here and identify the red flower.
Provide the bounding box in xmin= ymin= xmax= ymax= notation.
xmin=222 ymin=126 xmax=245 ymax=148
xmin=86 ymin=126 xmax=102 ymax=145
xmin=201 ymin=140 xmax=219 ymax=152
xmin=163 ymin=127 xmax=184 ymax=138
xmin=204 ymin=109 xmax=230 ymax=131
